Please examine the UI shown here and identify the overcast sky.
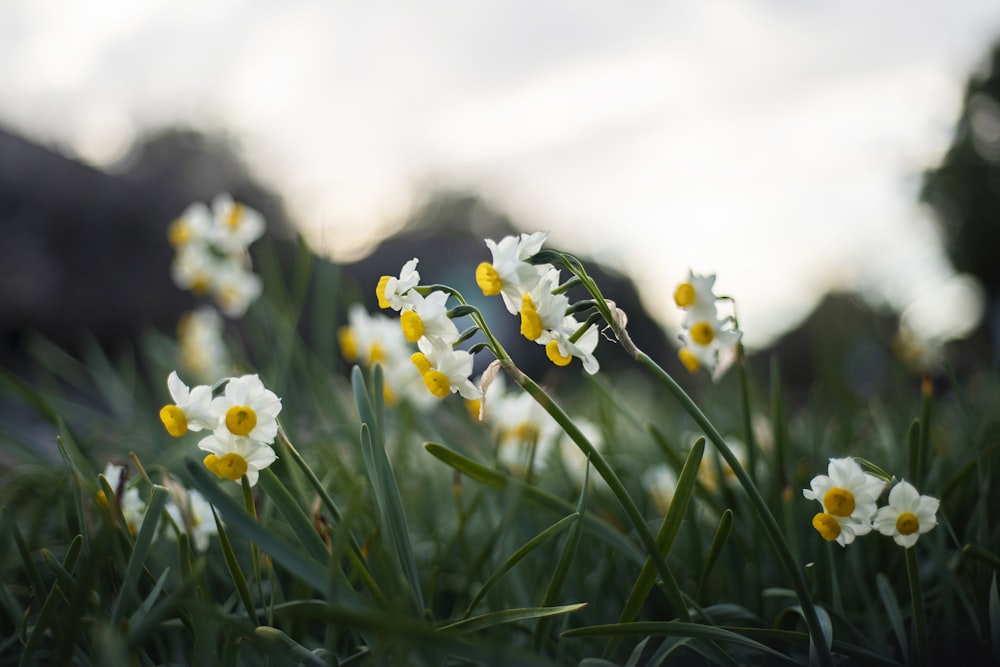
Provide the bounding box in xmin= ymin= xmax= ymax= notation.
xmin=3 ymin=1 xmax=999 ymax=348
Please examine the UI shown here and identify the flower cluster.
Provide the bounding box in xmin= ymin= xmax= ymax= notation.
xmin=673 ymin=271 xmax=742 ymax=379
xmin=98 ymin=463 xmax=218 ymax=552
xmin=168 ymin=194 xmax=264 ymax=319
xmin=158 ymin=371 xmax=280 ymax=486
xmin=374 ymin=259 xmax=482 ymax=402
xmin=476 ymin=231 xmax=601 ymax=374
xmin=804 ymin=457 xmax=939 ymax=548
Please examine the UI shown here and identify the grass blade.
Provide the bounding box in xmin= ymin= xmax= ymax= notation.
xmin=441 ymin=603 xmax=588 ymax=634
xmin=110 ymin=484 xmax=167 ymax=625
xmin=877 ymin=572 xmax=908 ymax=665
xmin=212 ymin=506 xmax=259 ymax=625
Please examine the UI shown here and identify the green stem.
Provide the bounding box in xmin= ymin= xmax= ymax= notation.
xmin=906 ymin=546 xmax=929 ymax=667
xmin=504 ymin=361 xmax=691 ymax=623
xmin=241 ymin=475 xmax=265 ymax=616
xmin=633 ymin=350 xmax=832 ymax=667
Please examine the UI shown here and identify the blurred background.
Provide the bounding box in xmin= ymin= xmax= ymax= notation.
xmin=3 ymin=0 xmax=1000 ymax=389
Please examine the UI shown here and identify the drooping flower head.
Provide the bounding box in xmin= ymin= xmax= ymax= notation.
xmin=210 ymin=374 xmax=282 ymax=444
xmin=873 ymin=480 xmax=939 ymax=548
xmin=411 ymin=337 xmax=481 ymax=401
xmin=519 ymin=268 xmax=569 ymax=343
xmin=376 ymin=258 xmax=420 ymax=311
xmin=803 ymin=457 xmax=886 ymax=546
xmin=159 ymin=371 xmax=216 ymax=437
xmin=539 ymin=315 xmax=600 ymax=374
xmin=476 ymin=231 xmax=550 ymax=314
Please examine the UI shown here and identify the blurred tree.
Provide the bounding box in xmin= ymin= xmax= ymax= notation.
xmin=921 ymin=41 xmax=1000 ymax=337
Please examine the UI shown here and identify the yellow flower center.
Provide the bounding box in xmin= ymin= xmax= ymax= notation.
xmin=812 ymin=513 xmax=841 ymax=541
xmin=225 ymin=405 xmax=258 ymax=436
xmin=520 ymin=295 xmax=542 ymax=340
xmin=368 ymin=342 xmax=386 ymax=365
xmin=191 ymin=274 xmax=211 ymax=297
xmin=678 ymin=348 xmax=700 ymax=373
xmin=690 ymin=321 xmax=715 ymax=346
xmin=168 ymin=219 xmax=191 ymax=247
xmin=204 ymin=453 xmax=248 ymax=481
xmin=422 ymin=370 xmax=451 ymax=398
xmin=823 ymin=487 xmax=856 ymax=517
xmin=674 ymin=282 xmax=696 ymax=308
xmin=337 ymin=326 xmax=358 ymax=361
xmin=411 ymin=351 xmax=432 ymax=375
xmin=896 ymin=511 xmax=920 ymax=535
xmin=227 ymin=203 xmax=245 ymax=229
xmin=545 ymin=340 xmax=572 ymax=367
xmin=160 ymin=405 xmax=188 ymax=437
xmin=476 ymin=262 xmax=502 ymax=296
xmin=400 ymin=310 xmax=425 ymax=343
xmin=513 ymin=422 xmax=540 ymax=442
xmin=465 ymin=398 xmax=483 ymax=421
xmin=376 ymin=276 xmax=392 ymax=309
xmin=382 ymin=383 xmax=398 ymax=406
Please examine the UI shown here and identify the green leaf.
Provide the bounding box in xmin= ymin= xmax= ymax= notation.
xmin=464 ymin=512 xmax=579 ymax=618
xmin=212 ymin=506 xmax=259 ymax=625
xmin=697 ymin=509 xmax=733 ymax=599
xmin=257 ymin=468 xmax=330 ymax=563
xmin=877 ymin=573 xmax=908 ymax=665
xmin=440 ymin=603 xmax=587 ymax=635
xmin=19 ymin=533 xmax=85 ymax=667
xmin=990 ymin=573 xmax=1000 ymax=664
xmin=111 ymin=484 xmax=168 ymax=625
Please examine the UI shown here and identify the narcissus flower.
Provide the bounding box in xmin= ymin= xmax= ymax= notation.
xmin=803 ymin=457 xmax=886 ymax=546
xmin=159 ymin=371 xmax=216 ymax=437
xmin=519 ymin=268 xmax=569 ymax=342
xmin=677 ymin=314 xmax=742 ymax=380
xmin=165 ymin=486 xmax=218 ymax=552
xmin=411 ymin=338 xmax=481 ymax=400
xmin=674 ymin=271 xmax=719 ymax=327
xmin=198 ymin=431 xmax=277 ymax=486
xmin=212 ymin=261 xmax=263 ymax=318
xmin=210 ymin=374 xmax=282 ymax=444
xmin=376 ymin=258 xmax=420 ymax=311
xmin=210 ymin=193 xmax=266 ymax=254
xmin=539 ymin=315 xmax=600 ymax=374
xmin=168 ymin=202 xmax=213 ymax=249
xmin=476 ymin=231 xmax=550 ymax=314
xmin=873 ymin=481 xmax=939 ymax=548
xmin=399 ymin=291 xmax=459 ymax=345
xmin=177 ymin=307 xmax=230 ymax=383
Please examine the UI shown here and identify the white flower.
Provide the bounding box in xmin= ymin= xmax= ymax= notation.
xmin=411 ymin=337 xmax=481 ymax=400
xmin=198 ymin=431 xmax=277 ymax=486
xmin=519 ymin=268 xmax=569 ymax=342
xmin=476 ymin=231 xmax=551 ymax=314
xmin=212 ymin=261 xmax=263 ymax=318
xmin=159 ymin=371 xmax=216 ymax=437
xmin=211 ymin=374 xmax=282 ymax=444
xmin=643 ymin=464 xmax=678 ymax=515
xmin=674 ymin=271 xmax=719 ymax=327
xmin=873 ymin=481 xmax=939 ymax=548
xmin=399 ymin=290 xmax=459 ymax=346
xmin=177 ymin=307 xmax=230 ymax=383
xmin=677 ymin=314 xmax=742 ymax=381
xmin=803 ymin=457 xmax=886 ymax=547
xmin=165 ymin=488 xmax=218 ymax=553
xmin=540 ymin=315 xmax=600 ymax=374
xmin=210 ymin=193 xmax=266 ymax=254
xmin=167 ymin=202 xmax=214 ymax=249
xmin=376 ymin=258 xmax=420 ymax=311
xmin=119 ymin=487 xmax=149 ymax=537
xmin=170 ymin=243 xmax=220 ymax=297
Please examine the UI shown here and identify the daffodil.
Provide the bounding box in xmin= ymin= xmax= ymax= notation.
xmin=170 ymin=243 xmax=220 ymax=297
xmin=676 ymin=314 xmax=742 ymax=380
xmin=198 ymin=431 xmax=277 ymax=486
xmin=411 ymin=337 xmax=481 ymax=400
xmin=167 ymin=202 xmax=213 ymax=249
xmin=519 ymin=268 xmax=569 ymax=342
xmin=873 ymin=481 xmax=939 ymax=548
xmin=165 ymin=487 xmax=218 ymax=552
xmin=210 ymin=374 xmax=282 ymax=443
xmin=376 ymin=258 xmax=420 ymax=311
xmin=210 ymin=193 xmax=266 ymax=255
xmin=476 ymin=231 xmax=551 ymax=314
xmin=539 ymin=315 xmax=600 ymax=374
xmin=803 ymin=457 xmax=885 ymax=546
xmin=399 ymin=290 xmax=460 ymax=345
xmin=674 ymin=271 xmax=719 ymax=327
xmin=212 ymin=261 xmax=263 ymax=319
xmin=159 ymin=371 xmax=216 ymax=437
xmin=177 ymin=307 xmax=230 ymax=383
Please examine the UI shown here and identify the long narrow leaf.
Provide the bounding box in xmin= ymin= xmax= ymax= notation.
xmin=440 ymin=603 xmax=587 ymax=635
xmin=697 ymin=509 xmax=734 ymax=599
xmin=877 ymin=573 xmax=908 ymax=665
xmin=111 ymin=485 xmax=167 ymax=624
xmin=212 ymin=507 xmax=259 ymax=625
xmin=257 ymin=468 xmax=330 ymax=562
xmin=19 ymin=535 xmax=84 ymax=666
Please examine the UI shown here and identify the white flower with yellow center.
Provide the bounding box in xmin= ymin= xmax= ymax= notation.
xmin=165 ymin=488 xmax=218 ymax=553
xmin=167 ymin=202 xmax=213 ymax=249
xmin=674 ymin=271 xmax=719 ymax=327
xmin=177 ymin=307 xmax=230 ymax=383
xmin=476 ymin=231 xmax=551 ymax=314
xmin=803 ymin=457 xmax=885 ymax=546
xmin=170 ymin=243 xmax=220 ymax=297
xmin=399 ymin=290 xmax=459 ymax=345
xmin=376 ymin=258 xmax=420 ymax=311
xmin=198 ymin=431 xmax=277 ymax=487
xmin=873 ymin=481 xmax=939 ymax=548
xmin=410 ymin=337 xmax=481 ymax=400
xmin=339 ymin=303 xmax=412 ymax=370
xmin=159 ymin=371 xmax=216 ymax=437
xmin=677 ymin=314 xmax=742 ymax=380
xmin=643 ymin=464 xmax=678 ymax=515
xmin=210 ymin=374 xmax=282 ymax=444
xmin=539 ymin=315 xmax=600 ymax=374
xmin=212 ymin=261 xmax=263 ymax=319
xmin=519 ymin=268 xmax=569 ymax=342
xmin=210 ymin=193 xmax=265 ymax=254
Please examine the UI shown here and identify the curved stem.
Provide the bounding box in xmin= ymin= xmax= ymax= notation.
xmin=906 ymin=546 xmax=929 ymax=667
